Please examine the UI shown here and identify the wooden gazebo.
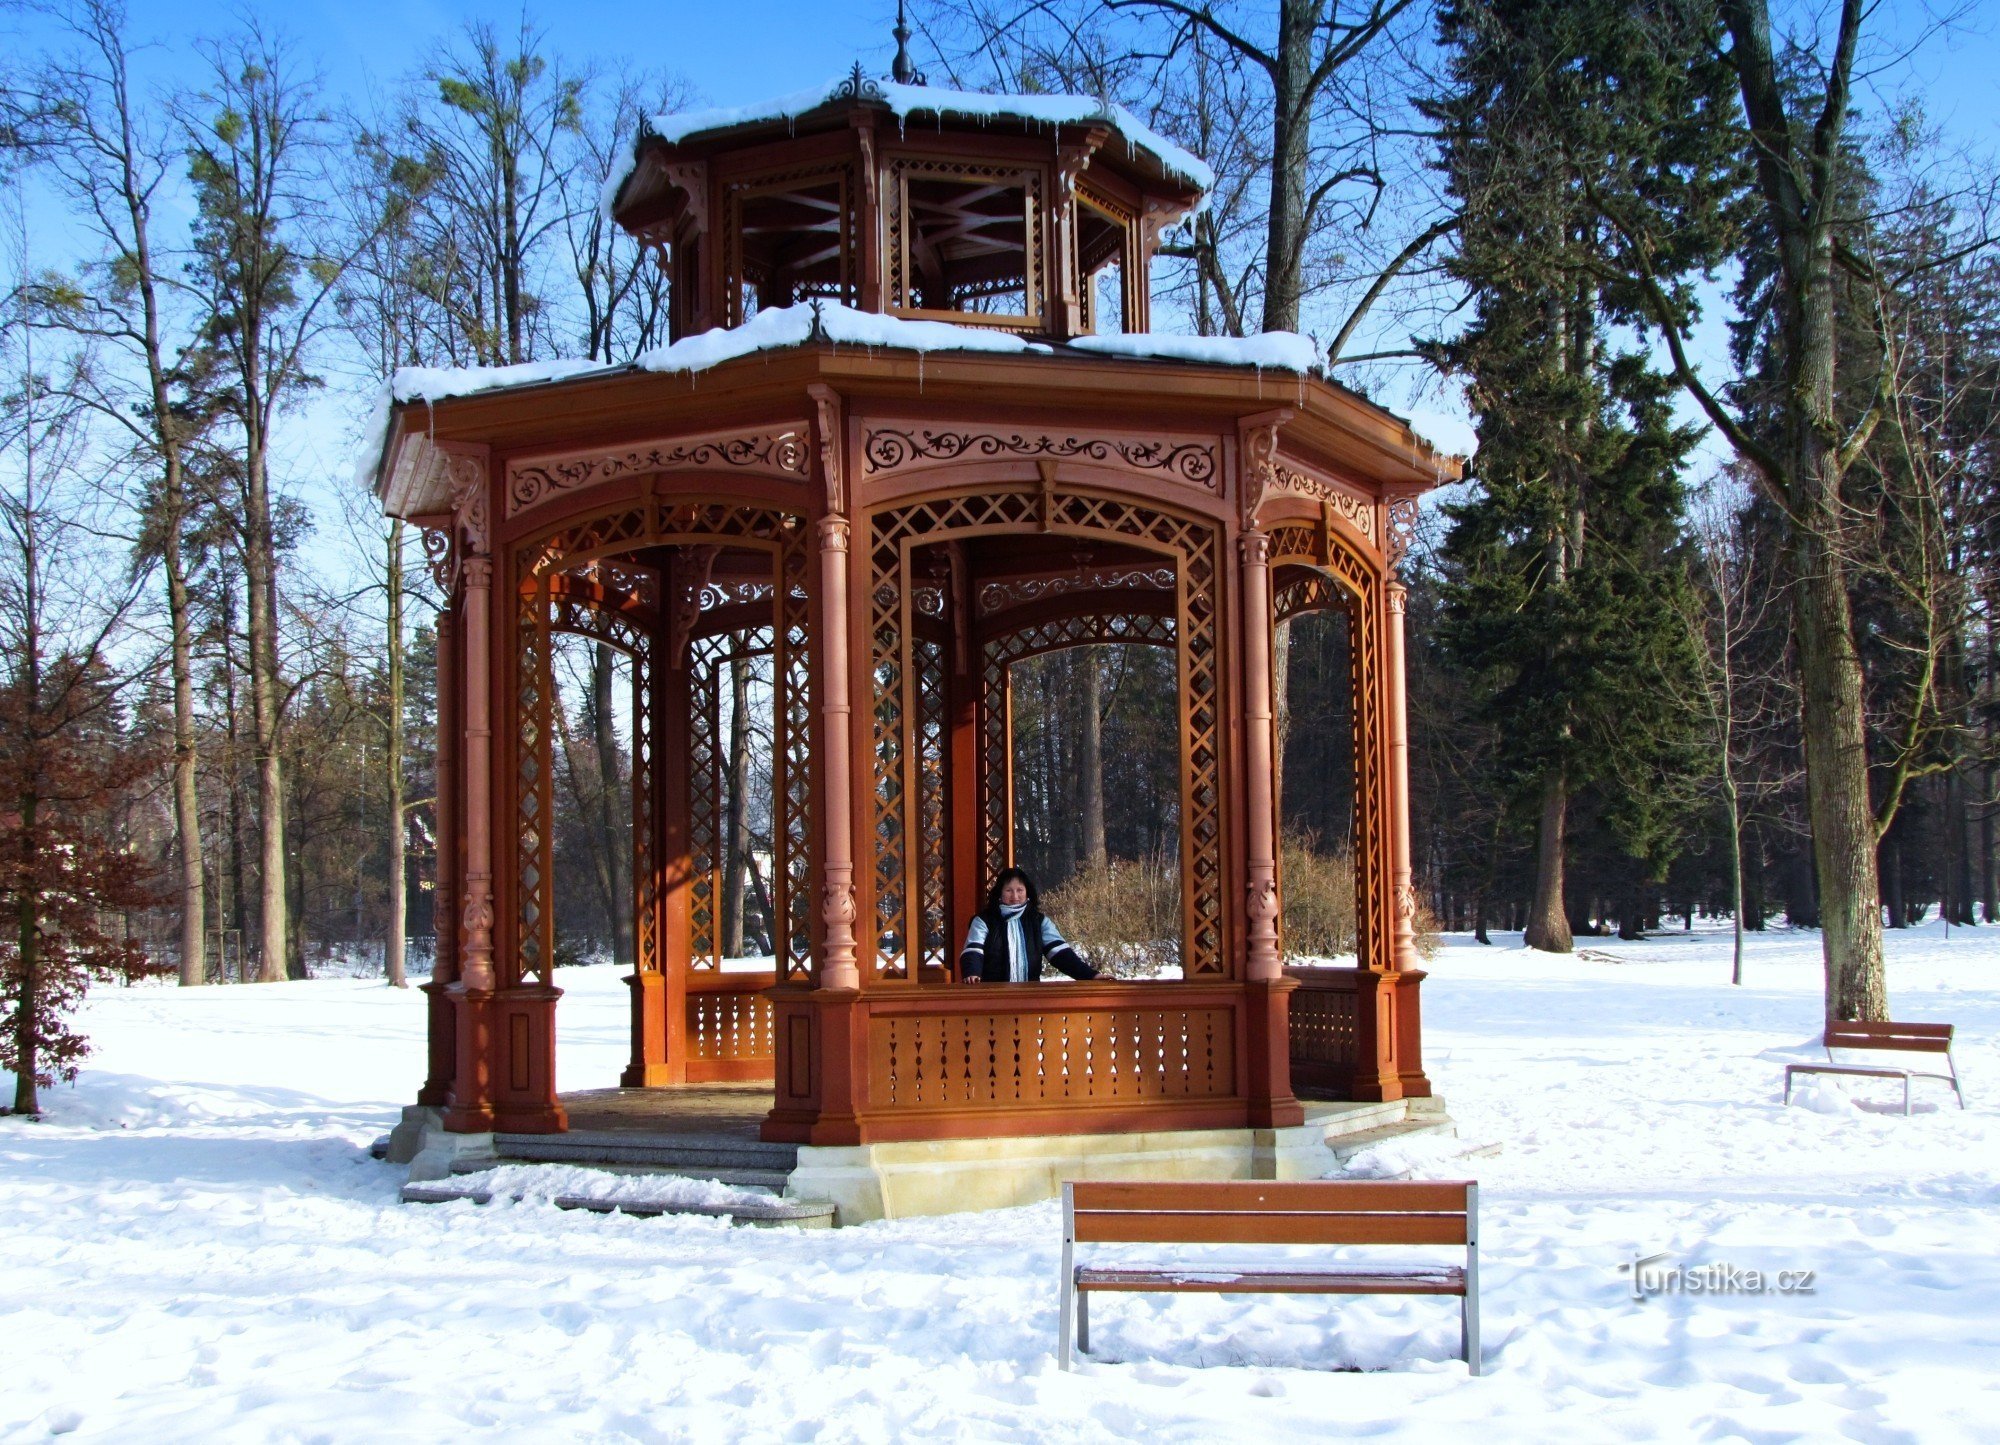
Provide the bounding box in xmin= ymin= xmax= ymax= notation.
xmin=371 ymin=68 xmax=1453 ymax=1173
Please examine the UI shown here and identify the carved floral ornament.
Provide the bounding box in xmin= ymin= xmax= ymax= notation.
xmin=505 ymin=426 xmax=811 ymax=518
xmin=1386 ymin=493 xmax=1422 ymax=568
xmin=1270 ymin=461 xmax=1378 ymax=545
xmin=976 ymin=565 xmax=1176 ymax=618
xmin=862 ymin=425 xmax=1219 ymax=492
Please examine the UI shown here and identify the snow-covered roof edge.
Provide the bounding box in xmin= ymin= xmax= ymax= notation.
xmin=361 ymin=304 xmax=1460 ymax=496
xmin=603 ymin=76 xmax=1215 ymax=220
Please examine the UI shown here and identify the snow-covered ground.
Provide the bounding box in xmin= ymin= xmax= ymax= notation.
xmin=4 ymin=922 xmax=1998 ymax=1442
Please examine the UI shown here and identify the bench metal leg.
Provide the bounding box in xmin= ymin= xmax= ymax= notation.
xmin=1059 ymin=1223 xmax=1075 ymax=1371
xmin=1464 ymin=1186 xmax=1482 ymax=1376
xmin=1904 ymin=1076 xmax=1911 ymax=1117
xmin=1784 ymin=1067 xmax=1795 ymax=1106
xmin=1077 ymin=1287 xmax=1090 ymax=1356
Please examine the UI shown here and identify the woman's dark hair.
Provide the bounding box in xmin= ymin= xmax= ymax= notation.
xmin=985 ymin=867 xmax=1040 ymax=911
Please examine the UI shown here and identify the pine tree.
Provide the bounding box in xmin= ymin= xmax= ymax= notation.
xmin=1427 ymin=0 xmax=1739 ymax=950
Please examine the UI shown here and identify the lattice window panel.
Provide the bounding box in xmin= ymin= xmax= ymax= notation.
xmin=913 ymin=636 xmax=949 ymax=971
xmin=514 ymin=582 xmax=550 ymax=986
xmin=888 ymin=157 xmax=1045 ymax=328
xmin=868 ymin=1004 xmax=1235 ymax=1111
xmin=870 ymin=490 xmax=1222 ymax=981
xmin=978 ymin=611 xmax=1177 ymax=888
xmin=723 ymin=163 xmax=859 ymax=327
xmin=777 ymin=537 xmax=815 ymax=982
xmin=686 ymin=632 xmax=727 ymax=968
xmin=549 ymin=589 xmax=657 ymax=981
xmin=1270 ymin=537 xmax=1387 ymax=973
xmin=514 ymin=500 xmax=814 ymax=986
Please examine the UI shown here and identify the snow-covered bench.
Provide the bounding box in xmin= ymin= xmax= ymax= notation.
xmin=1058 ymin=1179 xmax=1481 ymax=1374
xmin=1784 ymin=1021 xmax=1966 ymax=1116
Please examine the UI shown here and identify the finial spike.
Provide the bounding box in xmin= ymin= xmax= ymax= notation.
xmin=892 ymin=0 xmax=926 ymax=86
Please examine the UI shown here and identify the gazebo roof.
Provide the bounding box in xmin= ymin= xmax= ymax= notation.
xmin=602 ymin=71 xmax=1215 ymax=224
xmin=365 ymin=303 xmax=1463 ymax=518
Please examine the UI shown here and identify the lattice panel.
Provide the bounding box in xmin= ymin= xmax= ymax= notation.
xmin=524 ymin=502 xmax=800 ymax=581
xmin=688 ymin=986 xmax=777 ymax=1062
xmin=888 ymin=157 xmax=1045 ymax=325
xmin=1288 ymin=975 xmax=1361 ymax=1070
xmin=914 ymin=636 xmax=949 ymax=971
xmin=777 ymin=532 xmax=815 ymax=982
xmin=514 ymin=583 xmax=551 ymax=986
xmin=723 ymin=163 xmax=858 ymax=326
xmin=872 ymin=489 xmax=1220 ymax=980
xmin=1270 ymin=534 xmax=1387 ymax=972
xmin=868 ymin=1004 xmax=1235 ymax=1111
xmin=686 ymin=633 xmax=727 ymax=968
xmin=549 ymin=589 xmax=657 ymax=980
xmin=978 ymin=611 xmax=1177 ymax=887
xmin=514 ymin=501 xmax=813 ymax=989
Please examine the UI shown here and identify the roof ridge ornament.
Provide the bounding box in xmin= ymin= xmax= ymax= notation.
xmin=892 ymin=0 xmax=927 ymax=86
xmin=832 ymin=60 xmax=887 ymax=103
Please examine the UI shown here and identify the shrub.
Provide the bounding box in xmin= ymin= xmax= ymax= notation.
xmin=1044 ymin=854 xmax=1181 ymax=977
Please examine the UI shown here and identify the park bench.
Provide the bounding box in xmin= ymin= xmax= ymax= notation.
xmin=1059 ymin=1179 xmax=1481 ymax=1374
xmin=1783 ymin=1021 xmax=1966 ymax=1116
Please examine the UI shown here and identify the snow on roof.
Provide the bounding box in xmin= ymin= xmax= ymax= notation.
xmin=1068 ymin=330 xmax=1320 ymax=373
xmin=604 ymin=76 xmax=1215 ymax=219
xmin=362 ymin=306 xmax=1440 ymax=494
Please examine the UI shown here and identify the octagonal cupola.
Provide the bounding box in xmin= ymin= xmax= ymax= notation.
xmin=603 ymin=57 xmax=1209 ymax=344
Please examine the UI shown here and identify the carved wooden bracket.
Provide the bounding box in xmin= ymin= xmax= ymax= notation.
xmin=1236 ymin=409 xmax=1294 ymax=531
xmin=668 ymin=545 xmax=721 ymax=666
xmin=809 ymin=384 xmax=845 ymax=516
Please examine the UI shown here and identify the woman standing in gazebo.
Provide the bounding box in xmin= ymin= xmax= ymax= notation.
xmin=958 ymin=869 xmax=1099 ymax=983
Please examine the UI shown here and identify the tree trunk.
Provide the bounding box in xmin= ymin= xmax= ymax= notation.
xmin=242 ymin=431 xmax=290 ymax=983
xmin=1524 ymin=774 xmax=1572 ymax=952
xmin=1260 ymin=0 xmax=1316 ymax=333
xmin=385 ymin=521 xmax=408 ymax=987
xmin=1080 ymin=651 xmax=1107 ymax=869
xmin=166 ymin=500 xmax=206 ymax=985
xmin=1787 ymin=450 xmax=1887 ymax=1016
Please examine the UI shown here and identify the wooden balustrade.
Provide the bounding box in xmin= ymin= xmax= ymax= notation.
xmin=685 ymin=970 xmax=776 ymax=1083
xmin=1286 ymin=965 xmax=1362 ymax=1096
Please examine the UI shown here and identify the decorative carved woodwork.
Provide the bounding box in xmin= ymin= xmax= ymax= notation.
xmin=863 ymin=424 xmax=1219 ymax=491
xmin=507 ymin=427 xmax=809 ymax=518
xmin=975 ymin=565 xmax=1176 ymax=619
xmin=1270 ymin=459 xmax=1378 ymax=545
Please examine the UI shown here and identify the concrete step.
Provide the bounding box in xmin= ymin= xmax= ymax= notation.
xmin=454 ymin=1155 xmax=793 ymax=1192
xmin=1303 ymin=1099 xmax=1411 ymax=1140
xmin=493 ymin=1130 xmax=798 ymax=1172
xmin=1325 ymin=1117 xmax=1460 ymax=1166
xmin=403 ymin=1173 xmax=835 ymax=1228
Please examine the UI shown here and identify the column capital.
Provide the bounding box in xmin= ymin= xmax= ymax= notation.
xmin=1238 ymin=528 xmax=1272 ymax=568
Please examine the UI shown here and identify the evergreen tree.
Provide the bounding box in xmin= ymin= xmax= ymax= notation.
xmin=1426 ymin=0 xmax=1739 ymax=950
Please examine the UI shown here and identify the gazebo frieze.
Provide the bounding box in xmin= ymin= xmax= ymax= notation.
xmin=505 ymin=423 xmax=813 ymax=519
xmin=1264 ymin=452 xmax=1380 ymax=549
xmin=860 ymin=421 xmax=1221 ymax=494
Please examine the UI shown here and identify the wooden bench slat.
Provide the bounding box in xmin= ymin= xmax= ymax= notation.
xmin=1825 ymin=1022 xmax=1953 ymax=1053
xmin=1069 ymin=1180 xmax=1474 ymax=1213
xmin=1071 ymin=1210 xmax=1470 ymax=1246
xmin=1076 ymin=1266 xmax=1465 ymax=1296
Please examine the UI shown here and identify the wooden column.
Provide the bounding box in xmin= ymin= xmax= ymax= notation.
xmin=443 ymin=536 xmax=498 ymax=1131
xmin=1380 ymin=578 xmax=1431 ymax=1097
xmin=945 ymin=545 xmax=982 ymax=961
xmin=418 ymin=600 xmax=458 ymax=1107
xmin=767 ymin=385 xmax=866 ymax=1145
xmin=1238 ymin=527 xmax=1303 ymax=1128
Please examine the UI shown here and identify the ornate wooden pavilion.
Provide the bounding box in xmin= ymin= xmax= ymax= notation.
xmin=370 ymin=66 xmax=1456 ymax=1158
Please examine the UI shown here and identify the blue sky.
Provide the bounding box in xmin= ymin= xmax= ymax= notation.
xmin=11 ymin=1 xmax=1998 ymax=553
